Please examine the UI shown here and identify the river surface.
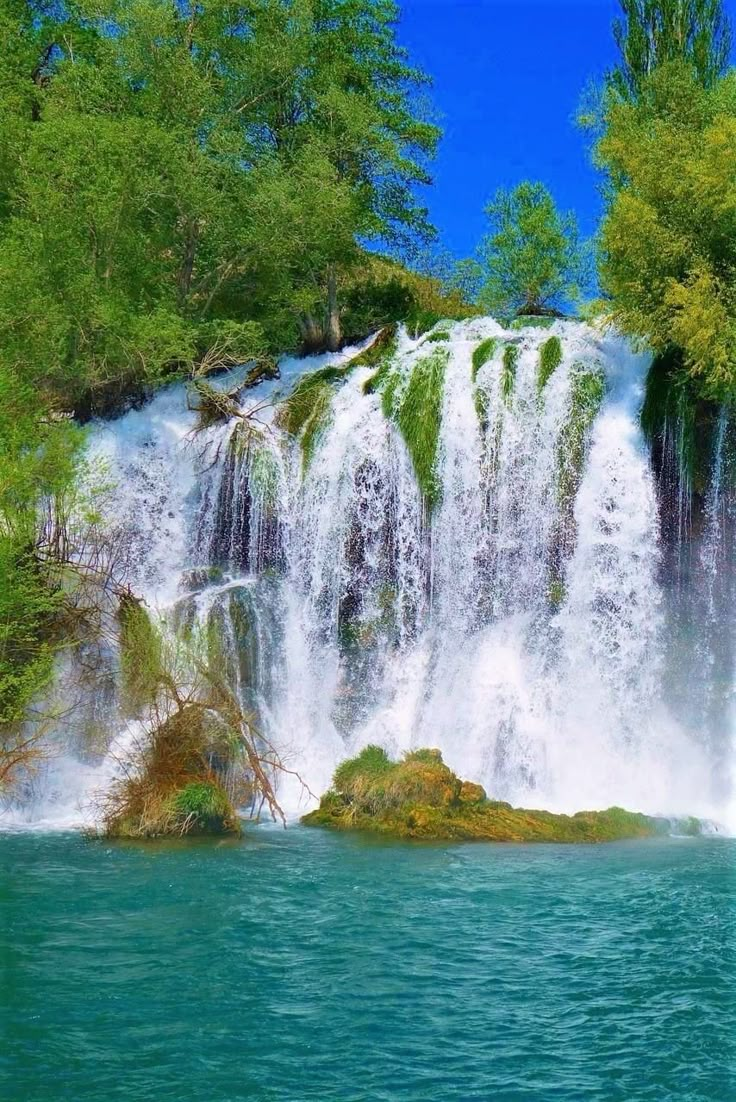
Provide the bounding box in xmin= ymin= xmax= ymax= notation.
xmin=1 ymin=830 xmax=733 ymax=1101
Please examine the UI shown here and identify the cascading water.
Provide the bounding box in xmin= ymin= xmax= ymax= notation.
xmin=4 ymin=319 xmax=734 ymax=830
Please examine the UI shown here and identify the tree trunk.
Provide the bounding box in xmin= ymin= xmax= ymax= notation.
xmin=298 ymin=313 xmax=324 ymax=353
xmin=325 ymin=264 xmax=341 ymax=352
xmin=178 ymin=222 xmax=199 ymax=307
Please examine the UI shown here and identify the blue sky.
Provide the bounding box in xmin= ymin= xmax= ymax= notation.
xmin=398 ymin=0 xmax=736 ymax=259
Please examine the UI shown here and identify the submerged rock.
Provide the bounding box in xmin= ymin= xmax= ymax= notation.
xmin=302 ymin=746 xmax=693 ymax=843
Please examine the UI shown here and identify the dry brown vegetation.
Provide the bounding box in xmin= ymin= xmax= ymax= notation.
xmin=100 ymin=600 xmax=311 ymax=837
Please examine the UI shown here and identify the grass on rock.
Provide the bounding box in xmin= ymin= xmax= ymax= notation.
xmin=303 ymin=746 xmax=678 ymax=843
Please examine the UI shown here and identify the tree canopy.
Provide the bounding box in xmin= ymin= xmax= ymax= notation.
xmin=597 ymin=62 xmax=736 ymax=401
xmin=609 ymin=0 xmax=731 ymax=97
xmin=0 ymin=0 xmax=440 ymax=412
xmin=475 ymin=182 xmax=585 ymax=318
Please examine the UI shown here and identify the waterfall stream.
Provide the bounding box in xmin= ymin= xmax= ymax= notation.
xmin=5 ymin=319 xmax=734 ymax=830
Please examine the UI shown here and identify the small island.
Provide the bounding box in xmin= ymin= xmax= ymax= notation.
xmin=302 ymin=746 xmax=695 ymax=843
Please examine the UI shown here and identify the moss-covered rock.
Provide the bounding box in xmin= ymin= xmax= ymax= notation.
xmin=538 ymin=335 xmax=563 ymax=393
xmin=509 ymin=315 xmax=556 ymax=331
xmin=302 ymin=747 xmax=689 ymax=843
xmin=471 ymin=337 xmax=499 ymax=382
xmin=380 ymin=349 xmax=448 ymax=512
xmin=502 ymin=344 xmax=519 ymax=405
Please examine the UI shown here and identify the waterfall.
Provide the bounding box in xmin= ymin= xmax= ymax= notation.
xmin=4 ymin=320 xmax=734 ymax=831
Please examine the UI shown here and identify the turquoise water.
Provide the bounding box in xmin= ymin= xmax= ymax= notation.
xmin=1 ymin=830 xmax=733 ymax=1101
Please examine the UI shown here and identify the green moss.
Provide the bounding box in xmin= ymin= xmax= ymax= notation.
xmin=393 ymin=348 xmax=448 ymax=511
xmin=350 ymin=324 xmax=399 ymax=370
xmin=548 ymin=577 xmax=566 ymax=607
xmin=472 ymin=337 xmax=499 ymax=382
xmin=380 ymin=367 xmax=403 ymax=417
xmin=474 ymin=386 xmax=490 ymax=430
xmin=277 ymin=376 xmax=334 ymax=472
xmin=502 ymin=343 xmax=519 ymax=405
xmin=557 ymin=363 xmax=606 ymax=514
xmin=422 ymin=329 xmax=451 ymax=344
xmin=300 ymin=385 xmax=333 ymax=471
xmin=538 ymin=336 xmax=563 ymax=393
xmin=361 ymin=327 xmax=400 ymax=395
xmin=117 ymin=594 xmax=163 ymax=716
xmin=639 ymin=349 xmax=718 ymax=494
xmin=303 ymin=747 xmax=686 ymax=843
xmin=509 ymin=315 xmax=556 ymax=331
xmin=248 ymin=442 xmax=280 ymax=506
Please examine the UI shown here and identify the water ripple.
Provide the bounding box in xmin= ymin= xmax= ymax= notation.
xmin=1 ymin=831 xmax=734 ymax=1102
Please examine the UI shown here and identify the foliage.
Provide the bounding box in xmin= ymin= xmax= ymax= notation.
xmin=538 ymin=336 xmax=563 ymax=393
xmin=596 ymin=63 xmax=736 ymax=400
xmin=0 ymin=359 xmax=87 ymax=785
xmin=0 ymin=0 xmax=440 ymax=412
xmin=471 ymin=338 xmax=499 ymax=382
xmin=639 ymin=348 xmax=718 ymax=492
xmin=609 ymin=0 xmax=731 ymax=98
xmin=475 ymin=182 xmax=586 ymax=317
xmin=303 ymin=746 xmax=677 ymax=841
xmin=340 ymin=256 xmax=473 ymax=345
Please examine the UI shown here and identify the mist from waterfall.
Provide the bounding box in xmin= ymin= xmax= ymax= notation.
xmin=5 ymin=319 xmax=734 ymax=831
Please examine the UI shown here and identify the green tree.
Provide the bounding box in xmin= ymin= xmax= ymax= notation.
xmin=476 ymin=182 xmax=585 ymax=318
xmin=0 ymin=0 xmax=440 ymax=406
xmin=610 ymin=0 xmax=731 ymax=97
xmin=597 ymin=62 xmax=736 ymax=400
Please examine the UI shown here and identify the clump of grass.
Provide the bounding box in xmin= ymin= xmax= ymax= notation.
xmin=393 ymin=348 xmax=448 ymax=511
xmin=330 ymin=745 xmax=459 ymax=816
xmin=471 ymin=337 xmax=498 ymax=382
xmin=538 ymin=336 xmax=563 ymax=393
xmin=502 ymin=344 xmax=519 ymax=405
xmin=422 ymin=329 xmax=451 ymax=344
xmin=333 ymin=744 xmax=392 ymax=795
xmin=167 ymin=781 xmax=235 ymax=832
